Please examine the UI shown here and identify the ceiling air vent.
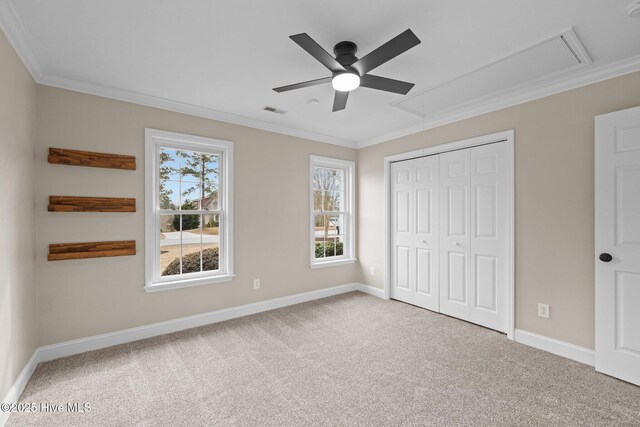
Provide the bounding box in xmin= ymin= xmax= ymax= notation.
xmin=393 ymin=28 xmax=592 ymax=118
xmin=263 ymin=106 xmax=288 ymax=115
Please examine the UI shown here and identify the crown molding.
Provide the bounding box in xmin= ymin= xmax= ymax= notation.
xmin=38 ymin=74 xmax=358 ymax=149
xmin=357 ymin=54 xmax=640 ymax=148
xmin=0 ymin=0 xmax=356 ymax=149
xmin=46 ymin=52 xmax=640 ymax=152
xmin=2 ymin=0 xmax=640 ymax=151
xmin=32 ymin=55 xmax=640 ymax=150
xmin=0 ymin=0 xmax=43 ymax=80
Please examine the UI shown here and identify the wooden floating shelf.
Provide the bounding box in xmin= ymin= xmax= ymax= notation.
xmin=48 ymin=240 xmax=136 ymax=261
xmin=48 ymin=196 xmax=136 ymax=212
xmin=48 ymin=148 xmax=136 ymax=170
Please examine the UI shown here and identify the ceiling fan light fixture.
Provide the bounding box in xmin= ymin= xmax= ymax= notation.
xmin=332 ymin=72 xmax=360 ymax=92
xmin=274 ymin=30 xmax=421 ymax=111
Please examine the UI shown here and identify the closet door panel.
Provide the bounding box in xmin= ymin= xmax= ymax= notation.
xmin=416 ymin=248 xmax=432 ymax=294
xmin=469 ymin=142 xmax=508 ymax=332
xmin=413 ymin=155 xmax=439 ymax=310
xmin=391 ymin=160 xmax=414 ymax=304
xmin=447 ymin=252 xmax=467 ymax=303
xmin=475 ymin=255 xmax=497 ymax=311
xmin=439 ymin=150 xmax=471 ymax=321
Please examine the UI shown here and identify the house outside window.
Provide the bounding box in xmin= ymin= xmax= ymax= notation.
xmin=310 ymin=155 xmax=355 ymax=268
xmin=145 ymin=128 xmax=234 ymax=292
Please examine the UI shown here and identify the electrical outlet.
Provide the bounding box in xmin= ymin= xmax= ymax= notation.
xmin=538 ymin=303 xmax=550 ymax=319
xmin=370 ymin=267 xmax=375 ymax=276
xmin=253 ymin=279 xmax=260 ymax=290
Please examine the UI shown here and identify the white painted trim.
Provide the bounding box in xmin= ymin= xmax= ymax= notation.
xmin=383 ymin=130 xmax=512 ymax=163
xmin=560 ymin=28 xmax=592 ymax=65
xmin=2 ymin=283 xmax=371 ymax=425
xmin=144 ymin=274 xmax=236 ymax=293
xmin=358 ymin=54 xmax=640 ymax=148
xmin=39 ymin=283 xmax=360 ymax=362
xmin=514 ymin=329 xmax=595 ymax=366
xmin=383 ymin=130 xmax=515 ymax=338
xmin=39 ymin=54 xmax=640 ymax=150
xmin=383 ymin=159 xmax=392 ymax=300
xmin=426 ymin=130 xmax=513 ymax=156
xmin=309 ymin=259 xmax=357 ymax=269
xmin=0 ymin=350 xmax=40 ymax=427
xmin=356 ymin=283 xmax=386 ymax=299
xmin=0 ymin=0 xmax=43 ymax=80
xmin=0 ymin=288 xmax=595 ymax=427
xmin=384 ymin=148 xmax=425 ymax=163
xmin=506 ymin=135 xmax=515 ymax=340
xmin=144 ymin=128 xmax=234 ymax=291
xmin=391 ymin=28 xmax=591 ymax=120
xmin=309 ymin=155 xmax=356 ymax=268
xmin=2 ymin=3 xmax=638 ymax=151
xmin=37 ymin=74 xmax=357 ymax=149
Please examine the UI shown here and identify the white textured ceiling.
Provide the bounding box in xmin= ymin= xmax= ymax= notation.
xmin=3 ymin=0 xmax=640 ymax=147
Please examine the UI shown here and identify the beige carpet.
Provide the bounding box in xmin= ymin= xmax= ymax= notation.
xmin=8 ymin=292 xmax=640 ymax=426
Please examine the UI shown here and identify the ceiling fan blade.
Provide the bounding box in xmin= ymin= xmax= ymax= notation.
xmin=352 ymin=29 xmax=421 ymax=75
xmin=332 ymin=91 xmax=349 ymax=112
xmin=290 ymin=33 xmax=346 ymax=73
xmin=360 ymin=74 xmax=415 ymax=95
xmin=273 ymin=77 xmax=332 ymax=93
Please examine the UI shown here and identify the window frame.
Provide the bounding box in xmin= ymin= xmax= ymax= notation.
xmin=309 ymin=155 xmax=356 ymax=268
xmin=145 ymin=128 xmax=234 ymax=292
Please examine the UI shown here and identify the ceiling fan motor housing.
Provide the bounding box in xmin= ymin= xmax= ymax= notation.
xmin=334 ymin=41 xmax=359 ymax=68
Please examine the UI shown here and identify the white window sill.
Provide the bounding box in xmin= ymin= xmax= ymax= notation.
xmin=145 ymin=274 xmax=235 ymax=293
xmin=310 ymin=258 xmax=357 ymax=269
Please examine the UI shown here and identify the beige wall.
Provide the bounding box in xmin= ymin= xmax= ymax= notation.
xmin=0 ymin=31 xmax=37 ymax=399
xmin=7 ymin=29 xmax=640 ymax=364
xmin=357 ymin=71 xmax=640 ymax=349
xmin=36 ymin=86 xmax=359 ymax=346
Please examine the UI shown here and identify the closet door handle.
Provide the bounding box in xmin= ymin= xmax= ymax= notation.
xmin=454 ymin=242 xmax=462 ymax=247
xmin=421 ymin=240 xmax=428 ymax=244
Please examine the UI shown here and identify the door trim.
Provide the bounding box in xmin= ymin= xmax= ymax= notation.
xmin=383 ymin=129 xmax=515 ymax=340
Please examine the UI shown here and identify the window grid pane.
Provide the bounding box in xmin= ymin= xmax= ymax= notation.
xmin=202 ymin=213 xmax=220 ymax=272
xmin=314 ymin=213 xmax=345 ymax=260
xmin=311 ymin=158 xmax=352 ymax=265
xmin=156 ymin=145 xmax=224 ymax=280
xmin=160 ymin=214 xmax=181 ymax=277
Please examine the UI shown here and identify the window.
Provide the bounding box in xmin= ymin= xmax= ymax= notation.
xmin=310 ymin=155 xmax=355 ymax=268
xmin=145 ymin=129 xmax=234 ymax=292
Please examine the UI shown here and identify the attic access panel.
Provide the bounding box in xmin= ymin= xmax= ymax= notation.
xmin=394 ymin=29 xmax=591 ymax=117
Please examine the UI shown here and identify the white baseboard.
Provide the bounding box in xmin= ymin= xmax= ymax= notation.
xmin=2 ymin=287 xmax=596 ymax=427
xmin=355 ymin=283 xmax=386 ymax=299
xmin=3 ymin=283 xmax=366 ymax=426
xmin=39 ymin=283 xmax=360 ymax=362
xmin=1 ymin=350 xmax=40 ymax=427
xmin=514 ymin=329 xmax=595 ymax=366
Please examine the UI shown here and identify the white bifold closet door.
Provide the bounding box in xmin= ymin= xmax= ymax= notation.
xmin=439 ymin=143 xmax=508 ymax=332
xmin=390 ymin=155 xmax=440 ymax=311
xmin=391 ymin=141 xmax=508 ymax=333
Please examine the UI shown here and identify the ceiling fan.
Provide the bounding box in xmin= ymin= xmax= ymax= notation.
xmin=273 ymin=29 xmax=421 ymax=112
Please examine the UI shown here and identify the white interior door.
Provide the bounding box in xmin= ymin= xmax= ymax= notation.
xmin=595 ymin=106 xmax=640 ymax=386
xmin=389 ymin=139 xmax=510 ymax=333
xmin=413 ymin=156 xmax=440 ymax=310
xmin=439 ymin=149 xmax=471 ymax=321
xmin=391 ymin=160 xmax=414 ymax=304
xmin=469 ymin=143 xmax=509 ymax=332
xmin=438 ymin=143 xmax=509 ymax=332
xmin=390 ymin=156 xmax=440 ymax=310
